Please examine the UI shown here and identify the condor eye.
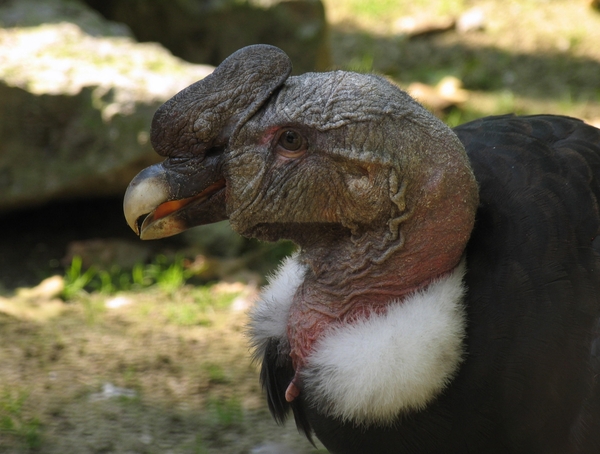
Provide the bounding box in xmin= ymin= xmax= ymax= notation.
xmin=275 ymin=129 xmax=307 ymax=158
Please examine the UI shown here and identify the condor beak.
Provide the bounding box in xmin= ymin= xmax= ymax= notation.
xmin=123 ymin=162 xmax=227 ymax=240
xmin=124 ymin=45 xmax=293 ymax=239
xmin=123 ymin=163 xmax=175 ymax=239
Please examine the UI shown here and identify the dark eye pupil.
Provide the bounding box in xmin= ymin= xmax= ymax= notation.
xmin=280 ymin=130 xmax=302 ymax=151
xmin=285 ymin=132 xmax=296 ymax=143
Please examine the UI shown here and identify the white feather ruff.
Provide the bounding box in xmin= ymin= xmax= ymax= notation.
xmin=248 ymin=256 xmax=468 ymax=426
xmin=303 ymin=260 xmax=467 ymax=425
xmin=248 ymin=254 xmax=305 ymax=354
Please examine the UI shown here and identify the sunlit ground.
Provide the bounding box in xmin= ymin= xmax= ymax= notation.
xmin=325 ymin=0 xmax=600 ymax=126
xmin=1 ymin=0 xmax=600 ymax=452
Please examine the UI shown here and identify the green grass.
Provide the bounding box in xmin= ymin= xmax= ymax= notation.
xmin=61 ymin=254 xmax=194 ymax=300
xmin=345 ymin=0 xmax=401 ymax=19
xmin=346 ymin=52 xmax=374 ymax=73
xmin=164 ymin=301 xmax=212 ymax=326
xmin=342 ymin=0 xmax=465 ymax=21
xmin=161 ymin=288 xmax=242 ymax=327
xmin=206 ymin=395 xmax=244 ymax=429
xmin=80 ymin=295 xmax=107 ymax=325
xmin=61 ymin=254 xmax=240 ymax=327
xmin=144 ymin=255 xmax=193 ymax=294
xmin=185 ymin=434 xmax=210 ymax=454
xmin=203 ymin=363 xmax=230 ymax=385
xmin=0 ymin=390 xmax=42 ymax=450
xmin=193 ymin=286 xmax=240 ymax=311
xmin=62 ymin=255 xmax=96 ymax=300
xmin=326 ymin=0 xmax=600 ymax=126
xmin=3 ymin=2 xmax=599 ymax=452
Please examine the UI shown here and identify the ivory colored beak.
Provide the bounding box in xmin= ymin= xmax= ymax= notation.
xmin=123 ymin=163 xmax=170 ymax=238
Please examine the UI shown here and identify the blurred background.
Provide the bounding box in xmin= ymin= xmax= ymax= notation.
xmin=0 ymin=0 xmax=599 ymax=452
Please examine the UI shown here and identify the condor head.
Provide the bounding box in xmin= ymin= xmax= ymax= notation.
xmin=124 ymin=44 xmax=477 ymax=271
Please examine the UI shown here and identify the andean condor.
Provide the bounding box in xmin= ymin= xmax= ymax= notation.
xmin=123 ymin=45 xmax=600 ymax=453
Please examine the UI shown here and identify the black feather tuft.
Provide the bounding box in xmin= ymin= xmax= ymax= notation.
xmin=260 ymin=338 xmax=293 ymax=424
xmin=260 ymin=338 xmax=315 ymax=443
xmin=291 ymin=399 xmax=316 ymax=446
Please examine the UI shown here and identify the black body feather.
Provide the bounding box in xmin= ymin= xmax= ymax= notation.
xmin=260 ymin=115 xmax=600 ymax=453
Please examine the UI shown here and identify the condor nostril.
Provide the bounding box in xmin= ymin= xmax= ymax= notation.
xmin=205 ymin=145 xmax=226 ymax=158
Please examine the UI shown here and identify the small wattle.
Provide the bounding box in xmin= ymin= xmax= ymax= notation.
xmin=285 ymin=292 xmax=393 ymax=401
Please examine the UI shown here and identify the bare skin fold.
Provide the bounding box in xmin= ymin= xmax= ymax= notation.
xmin=124 ymin=45 xmax=600 ymax=453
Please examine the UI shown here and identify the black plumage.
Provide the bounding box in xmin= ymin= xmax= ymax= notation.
xmin=264 ymin=115 xmax=600 ymax=453
xmin=122 ymin=45 xmax=600 ymax=454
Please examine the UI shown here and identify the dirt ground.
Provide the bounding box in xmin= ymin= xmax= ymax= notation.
xmin=0 ymin=199 xmax=314 ymax=454
xmin=1 ymin=1 xmax=600 ymax=453
xmin=0 ymin=275 xmax=321 ymax=453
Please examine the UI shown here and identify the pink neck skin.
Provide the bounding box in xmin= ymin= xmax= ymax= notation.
xmin=284 ymin=175 xmax=476 ymax=402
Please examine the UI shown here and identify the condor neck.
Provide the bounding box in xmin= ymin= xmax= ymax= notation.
xmin=297 ymin=215 xmax=470 ymax=315
xmin=286 ymin=211 xmax=471 ymax=375
xmin=287 ymin=153 xmax=479 ymax=370
xmin=296 ymin=159 xmax=478 ymax=312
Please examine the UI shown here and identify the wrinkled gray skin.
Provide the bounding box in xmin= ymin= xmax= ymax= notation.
xmin=121 ymin=45 xmax=600 ymax=454
xmin=124 ymin=45 xmax=477 ymax=287
xmin=123 ymin=42 xmax=479 ymax=447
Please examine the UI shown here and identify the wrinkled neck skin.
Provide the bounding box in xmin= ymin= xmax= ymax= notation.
xmin=287 ymin=170 xmax=475 ymax=376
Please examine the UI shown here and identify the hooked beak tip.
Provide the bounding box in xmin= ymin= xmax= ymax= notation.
xmin=123 ymin=164 xmax=170 ymax=237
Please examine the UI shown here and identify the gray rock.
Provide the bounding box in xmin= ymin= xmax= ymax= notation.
xmin=0 ymin=0 xmax=131 ymax=36
xmin=82 ymin=0 xmax=331 ymax=74
xmin=0 ymin=0 xmax=214 ymax=212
